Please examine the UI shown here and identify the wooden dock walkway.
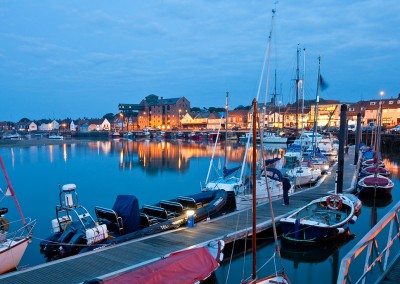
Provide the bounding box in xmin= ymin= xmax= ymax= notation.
xmin=0 ymin=149 xmax=358 ymax=284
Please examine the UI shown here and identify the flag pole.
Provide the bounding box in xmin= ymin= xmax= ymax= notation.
xmin=0 ymin=155 xmax=27 ymax=225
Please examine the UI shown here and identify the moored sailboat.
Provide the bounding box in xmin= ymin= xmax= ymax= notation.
xmin=0 ymin=156 xmax=36 ymax=274
xmin=241 ymin=98 xmax=290 ymax=283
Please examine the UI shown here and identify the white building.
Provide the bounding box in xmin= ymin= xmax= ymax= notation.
xmin=28 ymin=122 xmax=37 ymax=132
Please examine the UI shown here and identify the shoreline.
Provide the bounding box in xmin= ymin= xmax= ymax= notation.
xmin=0 ymin=139 xmax=90 ymax=148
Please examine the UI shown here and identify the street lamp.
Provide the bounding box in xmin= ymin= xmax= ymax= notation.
xmin=179 ymin=109 xmax=182 ymax=129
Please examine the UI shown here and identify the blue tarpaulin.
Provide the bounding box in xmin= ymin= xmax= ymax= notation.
xmin=306 ymin=152 xmax=328 ymax=161
xmin=265 ymin=158 xmax=281 ymax=166
xmin=112 ymin=195 xmax=140 ymax=234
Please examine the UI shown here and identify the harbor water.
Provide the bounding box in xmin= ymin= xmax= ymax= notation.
xmin=0 ymin=138 xmax=399 ymax=283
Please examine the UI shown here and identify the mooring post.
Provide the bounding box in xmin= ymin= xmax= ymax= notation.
xmin=337 ymin=104 xmax=347 ymax=193
xmin=354 ymin=112 xmax=361 ymax=165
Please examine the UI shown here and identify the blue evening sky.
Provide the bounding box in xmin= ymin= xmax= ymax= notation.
xmin=0 ymin=0 xmax=399 ymax=120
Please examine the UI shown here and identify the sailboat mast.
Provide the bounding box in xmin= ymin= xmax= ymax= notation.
xmin=251 ymin=99 xmax=258 ymax=281
xmin=273 ymin=70 xmax=278 ymax=128
xmin=296 ymin=46 xmax=300 ymax=135
xmin=224 ymin=92 xmax=229 ymax=169
xmin=301 ymin=48 xmax=306 ymax=136
xmin=313 ymin=56 xmax=321 ymax=155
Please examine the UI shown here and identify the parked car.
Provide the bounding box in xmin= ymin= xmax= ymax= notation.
xmin=391 ymin=125 xmax=400 ymax=133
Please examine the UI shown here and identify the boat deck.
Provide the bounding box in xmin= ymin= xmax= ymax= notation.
xmin=0 ymin=149 xmax=358 ymax=284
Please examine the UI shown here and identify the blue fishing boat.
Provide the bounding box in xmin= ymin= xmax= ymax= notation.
xmin=40 ymin=184 xmax=228 ymax=260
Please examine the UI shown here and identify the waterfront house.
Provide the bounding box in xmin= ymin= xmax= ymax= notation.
xmin=309 ymin=100 xmax=341 ymax=128
xmin=77 ymin=119 xmax=110 ymax=132
xmin=207 ymin=112 xmax=224 ymax=130
xmin=0 ymin=121 xmax=8 ymax=131
xmin=38 ymin=120 xmax=55 ymax=131
xmin=227 ymin=110 xmax=248 ymax=129
xmin=181 ymin=111 xmax=209 ymax=130
xmin=79 ymin=123 xmax=90 ymax=133
xmin=28 ymin=122 xmax=38 ymax=132
xmin=50 ymin=120 xmax=60 ymax=130
xmin=70 ymin=120 xmax=77 ymax=132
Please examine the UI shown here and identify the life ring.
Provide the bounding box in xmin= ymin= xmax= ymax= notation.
xmin=326 ymin=195 xmax=342 ymax=210
xmin=0 ymin=217 xmax=9 ymax=231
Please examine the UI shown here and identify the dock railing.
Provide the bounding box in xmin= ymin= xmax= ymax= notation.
xmin=337 ymin=200 xmax=400 ymax=284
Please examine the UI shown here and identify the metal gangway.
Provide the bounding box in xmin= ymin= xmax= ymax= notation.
xmin=337 ymin=200 xmax=400 ymax=284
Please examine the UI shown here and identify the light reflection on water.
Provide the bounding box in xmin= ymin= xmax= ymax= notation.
xmin=0 ymin=140 xmax=398 ymax=283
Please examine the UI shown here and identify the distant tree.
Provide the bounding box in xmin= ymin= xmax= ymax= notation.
xmin=208 ymin=107 xmax=226 ymax=113
xmin=19 ymin=118 xmax=30 ymax=123
xmin=103 ymin=113 xmax=115 ymax=121
xmin=190 ymin=107 xmax=201 ymax=112
xmin=234 ymin=105 xmax=251 ymax=110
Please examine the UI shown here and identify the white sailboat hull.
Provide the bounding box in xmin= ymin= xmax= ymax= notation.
xmin=204 ymin=177 xmax=243 ymax=193
xmin=263 ymin=136 xmax=288 ymax=144
xmin=0 ymin=237 xmax=30 ymax=274
xmin=235 ymin=179 xmax=283 ymax=211
xmin=286 ymin=166 xmax=321 ymax=186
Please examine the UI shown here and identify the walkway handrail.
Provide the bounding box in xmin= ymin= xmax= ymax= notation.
xmin=337 ymin=200 xmax=400 ymax=284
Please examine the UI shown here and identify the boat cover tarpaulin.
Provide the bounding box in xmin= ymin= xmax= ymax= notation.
xmin=104 ymin=247 xmax=219 ymax=284
xmin=363 ymin=177 xmax=390 ymax=186
xmin=363 ymin=150 xmax=374 ymax=160
xmin=112 ymin=195 xmax=140 ymax=233
xmin=223 ymin=166 xmax=241 ymax=178
xmin=265 ymin=157 xmax=281 ymax=166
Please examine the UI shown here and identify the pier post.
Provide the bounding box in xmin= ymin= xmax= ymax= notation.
xmin=354 ymin=112 xmax=361 ymax=165
xmin=337 ymin=104 xmax=347 ymax=193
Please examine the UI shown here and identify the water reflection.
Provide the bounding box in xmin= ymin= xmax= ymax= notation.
xmin=112 ymin=140 xmax=252 ymax=172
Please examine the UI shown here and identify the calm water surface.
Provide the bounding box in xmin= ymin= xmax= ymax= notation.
xmin=0 ymin=139 xmax=399 ymax=283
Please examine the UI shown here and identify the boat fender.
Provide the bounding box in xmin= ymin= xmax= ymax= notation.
xmin=350 ymin=216 xmax=358 ymax=224
xmin=51 ymin=216 xmax=72 ymax=233
xmin=336 ymin=227 xmax=345 ymax=234
xmin=86 ymin=224 xmax=108 ymax=245
xmin=326 ymin=195 xmax=343 ymax=210
xmin=0 ymin=217 xmax=9 ymax=231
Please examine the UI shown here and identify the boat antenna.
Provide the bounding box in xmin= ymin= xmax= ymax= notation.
xmin=0 ymin=155 xmax=27 ymax=225
xmin=224 ymin=91 xmax=229 ymax=170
